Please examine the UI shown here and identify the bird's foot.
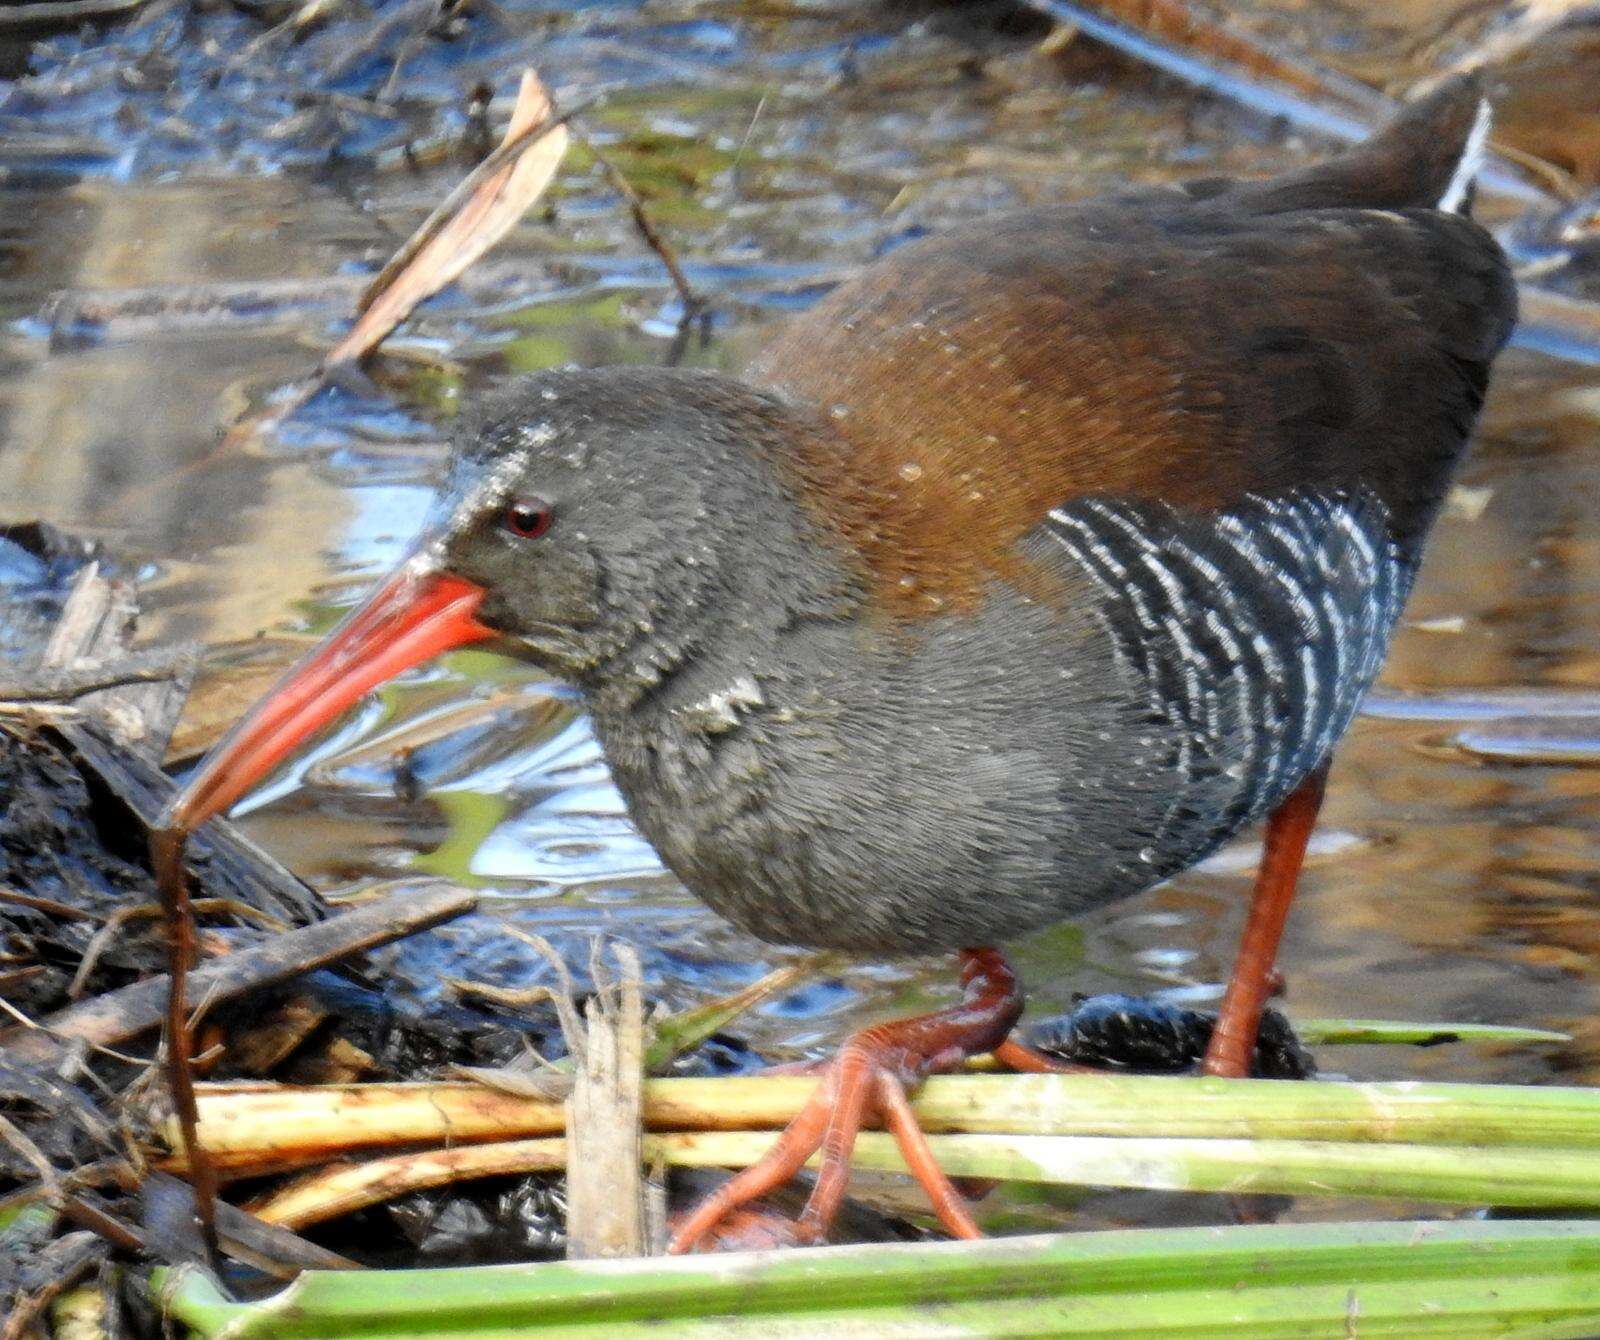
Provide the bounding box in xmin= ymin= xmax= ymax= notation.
xmin=669 ymin=1205 xmax=819 ymax=1252
xmin=668 ymin=946 xmax=1024 ymax=1253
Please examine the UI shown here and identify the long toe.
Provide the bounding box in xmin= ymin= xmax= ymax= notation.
xmin=668 ymin=1204 xmax=819 ymax=1253
xmin=874 ymin=1070 xmax=983 ymax=1239
xmin=672 ymin=947 xmax=1029 ymax=1252
xmin=667 ymin=1083 xmax=835 ymax=1253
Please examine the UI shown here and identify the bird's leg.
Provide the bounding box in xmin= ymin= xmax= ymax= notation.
xmin=1202 ymin=765 xmax=1329 ymax=1078
xmin=668 ymin=946 xmax=1023 ymax=1252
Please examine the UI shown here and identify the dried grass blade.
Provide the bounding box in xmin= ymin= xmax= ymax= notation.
xmin=1441 ymin=0 xmax=1600 ymax=75
xmin=249 ymin=1140 xmax=567 ymax=1231
xmin=1027 ymin=0 xmax=1550 ymax=203
xmin=325 ymin=71 xmax=569 ymax=367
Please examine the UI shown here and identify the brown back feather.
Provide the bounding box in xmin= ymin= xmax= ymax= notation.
xmin=749 ymin=77 xmax=1514 ymax=619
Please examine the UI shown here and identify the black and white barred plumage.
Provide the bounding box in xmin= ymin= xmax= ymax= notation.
xmin=1043 ymin=491 xmax=1406 ymax=874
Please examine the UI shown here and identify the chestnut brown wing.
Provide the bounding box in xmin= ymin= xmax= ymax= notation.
xmin=749 ymin=80 xmax=1514 ymax=621
xmin=753 ymin=195 xmax=1510 ymax=617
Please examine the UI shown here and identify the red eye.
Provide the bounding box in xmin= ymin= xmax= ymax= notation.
xmin=502 ymin=498 xmax=553 ymax=539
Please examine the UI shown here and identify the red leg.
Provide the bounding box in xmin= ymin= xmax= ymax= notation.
xmin=992 ymin=1036 xmax=1097 ymax=1074
xmin=668 ymin=946 xmax=1023 ymax=1253
xmin=1201 ymin=765 xmax=1328 ymax=1078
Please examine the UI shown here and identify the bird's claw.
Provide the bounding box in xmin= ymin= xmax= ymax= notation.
xmin=668 ymin=1205 xmax=822 ymax=1253
xmin=668 ymin=1053 xmax=981 ymax=1253
xmin=668 ymin=947 xmax=1023 ymax=1253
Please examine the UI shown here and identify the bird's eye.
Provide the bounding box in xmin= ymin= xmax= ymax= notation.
xmin=502 ymin=498 xmax=554 ymax=539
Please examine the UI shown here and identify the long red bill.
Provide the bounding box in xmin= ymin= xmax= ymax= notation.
xmin=166 ymin=567 xmax=494 ymax=832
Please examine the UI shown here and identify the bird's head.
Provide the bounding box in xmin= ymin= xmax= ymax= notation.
xmin=168 ymin=365 xmax=851 ymax=831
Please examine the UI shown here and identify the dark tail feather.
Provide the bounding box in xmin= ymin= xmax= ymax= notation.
xmin=1221 ymin=75 xmax=1491 ymax=217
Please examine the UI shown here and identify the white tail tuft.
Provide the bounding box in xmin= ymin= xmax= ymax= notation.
xmin=1437 ymin=98 xmax=1491 ymax=213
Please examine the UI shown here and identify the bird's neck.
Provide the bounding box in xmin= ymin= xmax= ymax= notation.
xmin=581 ymin=531 xmax=861 ymax=735
xmin=578 ymin=566 xmax=859 ymax=907
xmin=583 ymin=598 xmax=782 ymax=728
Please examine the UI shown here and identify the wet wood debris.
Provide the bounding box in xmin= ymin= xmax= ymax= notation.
xmin=0 ymin=532 xmax=496 ymax=1329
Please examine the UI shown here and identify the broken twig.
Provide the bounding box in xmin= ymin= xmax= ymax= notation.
xmin=573 ymin=125 xmax=704 ymax=326
xmin=0 ymin=646 xmax=198 ymax=704
xmin=2 ymin=886 xmax=477 ymax=1065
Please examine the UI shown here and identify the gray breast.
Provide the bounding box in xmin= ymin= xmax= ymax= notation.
xmin=590 ymin=488 xmax=1409 ymax=957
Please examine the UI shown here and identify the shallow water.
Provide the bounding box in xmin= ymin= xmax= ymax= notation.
xmin=3 ymin=0 xmax=1600 ymax=1234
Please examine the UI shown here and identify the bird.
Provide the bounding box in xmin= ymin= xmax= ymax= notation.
xmin=165 ymin=74 xmax=1517 ymax=1251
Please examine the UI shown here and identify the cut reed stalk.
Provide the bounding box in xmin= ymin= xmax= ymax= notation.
xmin=162 ymin=1073 xmax=1600 ymax=1172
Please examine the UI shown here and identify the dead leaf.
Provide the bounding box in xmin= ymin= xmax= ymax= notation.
xmin=324 ymin=70 xmax=569 ymax=368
